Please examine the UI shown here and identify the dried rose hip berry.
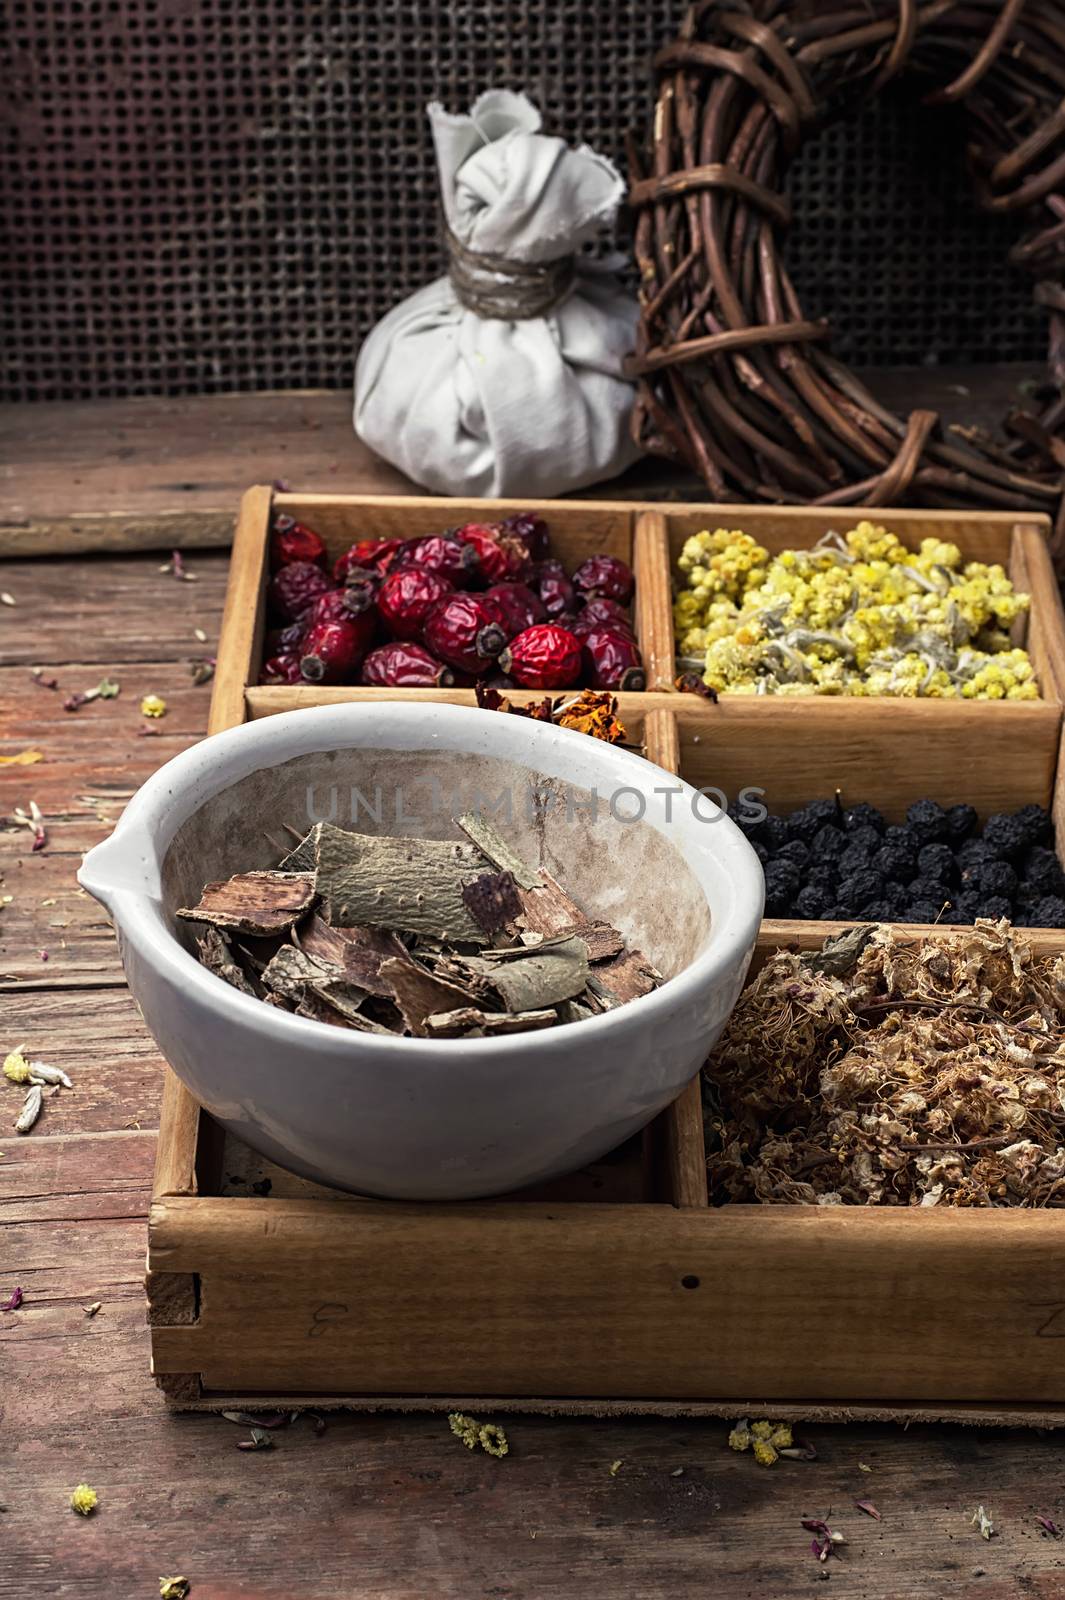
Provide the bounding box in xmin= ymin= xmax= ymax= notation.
xmin=499 ymin=511 xmax=551 ymax=562
xmin=306 ymin=587 xmax=381 ymax=630
xmin=360 ymin=642 xmax=456 ymax=688
xmin=300 ymin=616 xmax=375 ymax=683
xmin=260 ymin=652 xmax=304 ymax=684
xmin=572 ymin=597 xmax=634 ymax=637
xmin=333 ymin=538 xmax=404 ymax=583
xmin=269 ymin=515 xmax=327 ymax=572
xmin=264 ymin=620 xmax=307 ymax=656
xmin=454 ymin=522 xmax=531 ymax=584
xmin=483 ymin=581 xmax=546 ymax=638
xmin=337 ymin=564 xmax=382 ymax=613
xmin=393 ymin=534 xmax=478 ymax=588
xmin=581 ymin=627 xmax=646 ymax=690
xmin=377 ymin=568 xmax=454 ymax=641
xmin=533 ymin=559 xmax=576 ymax=619
xmin=572 ymin=555 xmax=634 ymax=605
xmin=269 ymin=560 xmax=331 ymax=622
xmin=423 ymin=594 xmax=507 ymax=675
xmin=499 ymin=624 xmax=583 ymax=689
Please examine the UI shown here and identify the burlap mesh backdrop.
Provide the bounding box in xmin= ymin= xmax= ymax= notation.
xmin=1 ymin=0 xmax=1045 ymax=402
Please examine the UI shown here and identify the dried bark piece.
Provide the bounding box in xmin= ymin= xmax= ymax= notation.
xmin=279 ymin=825 xmax=320 ymax=873
xmin=196 ymin=927 xmax=258 ymax=997
xmin=505 ymin=868 xmax=624 ymax=963
xmin=315 ymin=825 xmax=487 ymax=943
xmin=379 ymin=953 xmax=482 ymax=1038
xmin=296 ymin=991 xmax=398 ymax=1034
xmin=296 ymin=914 xmax=407 ymax=997
xmin=455 ymin=811 xmax=542 ymax=889
xmin=178 ymin=871 xmax=316 ymax=936
xmin=460 ymin=936 xmax=590 ymax=1012
xmin=424 ymin=1007 xmax=558 ymax=1038
xmin=461 ymin=870 xmax=523 ymax=934
xmin=588 ymin=948 xmax=662 ymax=1007
xmin=261 ymin=944 xmax=339 ymax=1003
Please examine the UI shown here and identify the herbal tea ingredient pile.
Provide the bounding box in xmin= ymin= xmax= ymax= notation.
xmin=177 ymin=815 xmax=661 ymax=1039
xmin=674 ymin=521 xmax=1037 ymax=698
xmin=703 ymin=922 xmax=1065 ymax=1208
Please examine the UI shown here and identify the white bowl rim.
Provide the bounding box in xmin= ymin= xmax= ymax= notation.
xmin=79 ymin=701 xmax=765 ymax=1057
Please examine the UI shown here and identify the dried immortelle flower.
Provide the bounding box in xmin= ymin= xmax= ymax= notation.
xmin=70 ymin=1484 xmax=98 ymax=1515
xmin=140 ymin=694 xmax=168 ymax=718
xmin=705 ymin=921 xmax=1065 ymax=1208
xmin=159 ymin=1581 xmax=191 ymax=1600
xmin=3 ymin=1049 xmax=31 ymax=1084
xmin=728 ymin=1418 xmax=793 ymax=1465
xmin=447 ymin=1412 xmax=508 ymax=1457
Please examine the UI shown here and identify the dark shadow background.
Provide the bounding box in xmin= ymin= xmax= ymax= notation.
xmin=1 ymin=0 xmax=1045 ymax=401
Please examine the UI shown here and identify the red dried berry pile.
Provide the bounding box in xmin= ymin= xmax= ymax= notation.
xmin=260 ymin=513 xmax=645 ymax=691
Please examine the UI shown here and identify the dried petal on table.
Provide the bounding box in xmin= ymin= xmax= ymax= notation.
xmin=178 ymin=871 xmax=317 ymax=936
xmin=236 ymin=1427 xmax=274 ymax=1451
xmin=14 ymin=1085 xmax=43 ymax=1134
xmin=0 ymin=750 xmax=42 ymax=767
xmin=30 ymin=668 xmax=59 ymax=689
xmin=972 ymin=1505 xmax=996 ymax=1540
xmin=2 ymin=1287 xmax=23 ymax=1311
xmin=27 ymin=1062 xmax=73 ymax=1089
xmin=159 ymin=1580 xmax=191 ymax=1600
xmin=12 ymin=801 xmax=47 ymax=851
xmin=63 ymin=676 xmax=120 ymax=712
xmin=1036 ymin=1516 xmax=1062 ymax=1536
xmin=855 ymin=1499 xmax=881 ymax=1520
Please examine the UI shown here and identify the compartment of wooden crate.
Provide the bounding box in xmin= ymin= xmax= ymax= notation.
xmin=150 ymin=602 xmax=1065 ymax=1415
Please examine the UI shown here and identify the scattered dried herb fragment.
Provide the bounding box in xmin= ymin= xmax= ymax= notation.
xmin=972 ymin=1505 xmax=996 ymax=1540
xmin=84 ymin=1302 xmax=102 ymax=1318
xmin=63 ymin=676 xmax=120 ymax=712
xmin=237 ymin=1427 xmax=275 ymax=1451
xmin=160 ymin=1580 xmax=191 ymax=1599
xmin=448 ymin=1412 xmax=509 ymax=1456
xmin=1037 ymin=1516 xmax=1062 ymax=1536
xmin=12 ymin=801 xmax=47 ymax=851
xmin=0 ymin=749 xmax=42 ymax=767
xmin=30 ymin=668 xmax=59 ymax=689
xmin=855 ymin=1499 xmax=881 ymax=1520
xmin=70 ymin=1484 xmax=98 ymax=1515
xmin=14 ymin=1085 xmax=42 ymax=1134
xmin=2 ymin=1287 xmax=23 ymax=1311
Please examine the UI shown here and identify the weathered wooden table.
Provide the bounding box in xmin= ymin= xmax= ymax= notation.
xmin=4 ymin=385 xmax=1065 ymax=1600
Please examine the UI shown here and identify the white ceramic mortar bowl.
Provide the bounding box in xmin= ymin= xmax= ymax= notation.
xmin=78 ymin=702 xmax=763 ymax=1199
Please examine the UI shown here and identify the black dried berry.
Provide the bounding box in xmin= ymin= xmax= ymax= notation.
xmin=859 ymin=901 xmax=895 ymax=923
xmin=842 ymin=802 xmax=885 ymax=835
xmin=727 ymin=801 xmax=765 ymax=838
xmin=973 ymin=895 xmax=1013 ymax=922
xmin=761 ymin=816 xmax=790 ymax=852
xmin=981 ymin=812 xmax=1028 ymax=862
xmin=906 ymin=878 xmax=952 ymax=911
xmin=883 ymin=824 xmax=919 ymax=853
xmin=906 ymin=799 xmax=949 ymax=845
xmin=873 ymin=844 xmax=917 ymax=884
xmin=763 ymin=860 xmax=802 ymax=915
xmin=775 ymin=838 xmax=811 ymax=868
xmin=836 ymin=869 xmax=885 ymax=912
xmin=839 ymin=842 xmax=875 ymax=875
xmin=904 ymin=900 xmax=945 ymax=924
xmin=1021 ymin=846 xmax=1065 ymax=897
xmin=751 ymin=841 xmax=769 ymax=865
xmin=957 ymin=838 xmax=993 ymax=869
xmin=882 ymin=880 xmax=911 ymax=913
xmin=944 ymin=803 xmax=978 ymax=844
xmin=1014 ymin=804 xmax=1054 ymax=848
xmin=917 ymin=843 xmax=956 ymax=884
xmin=1024 ymin=895 xmax=1065 ymax=928
xmin=964 ymin=859 xmax=1018 ymax=901
xmin=845 ymin=824 xmax=882 ymax=855
xmin=805 ymin=865 xmax=841 ymax=894
xmin=810 ymin=825 xmax=848 ymax=862
xmin=793 ymin=883 xmax=833 ymax=919
xmin=786 ymin=799 xmax=841 ymax=843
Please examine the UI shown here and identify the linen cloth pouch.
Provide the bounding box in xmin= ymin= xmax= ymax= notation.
xmin=354 ymin=90 xmax=641 ymax=498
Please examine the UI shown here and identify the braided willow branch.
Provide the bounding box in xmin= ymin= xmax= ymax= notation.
xmin=629 ymin=0 xmax=1065 ymax=557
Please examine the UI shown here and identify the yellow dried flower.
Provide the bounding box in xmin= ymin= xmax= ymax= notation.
xmin=752 ymin=1439 xmax=779 ymax=1467
xmin=140 ymin=694 xmax=167 ymax=718
xmin=609 ymin=1459 xmax=623 ymax=1477
xmin=448 ymin=1412 xmax=480 ymax=1450
xmin=728 ymin=1420 xmax=751 ymax=1452
xmin=479 ymin=1423 xmax=509 ymax=1458
xmin=769 ymin=1424 xmax=793 ymax=1450
xmin=160 ymin=1581 xmax=190 ymax=1600
xmin=750 ymin=1420 xmax=773 ymax=1440
xmin=3 ymin=1049 xmax=31 ymax=1084
xmin=70 ymin=1483 xmax=98 ymax=1515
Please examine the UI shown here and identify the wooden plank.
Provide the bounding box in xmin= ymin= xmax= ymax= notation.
xmin=207 ymin=485 xmax=273 ymax=734
xmin=149 ymin=1196 xmax=1065 ymax=1402
xmin=633 ymin=510 xmax=675 ymax=691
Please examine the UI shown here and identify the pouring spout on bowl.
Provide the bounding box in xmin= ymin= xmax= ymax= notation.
xmin=78 ymin=822 xmax=163 ymax=912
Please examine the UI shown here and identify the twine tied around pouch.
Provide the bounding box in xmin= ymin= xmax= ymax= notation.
xmin=445 ymin=224 xmax=576 ymax=320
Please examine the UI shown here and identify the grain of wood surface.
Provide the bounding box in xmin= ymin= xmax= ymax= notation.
xmin=5 ymin=471 xmax=1065 ymax=1597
